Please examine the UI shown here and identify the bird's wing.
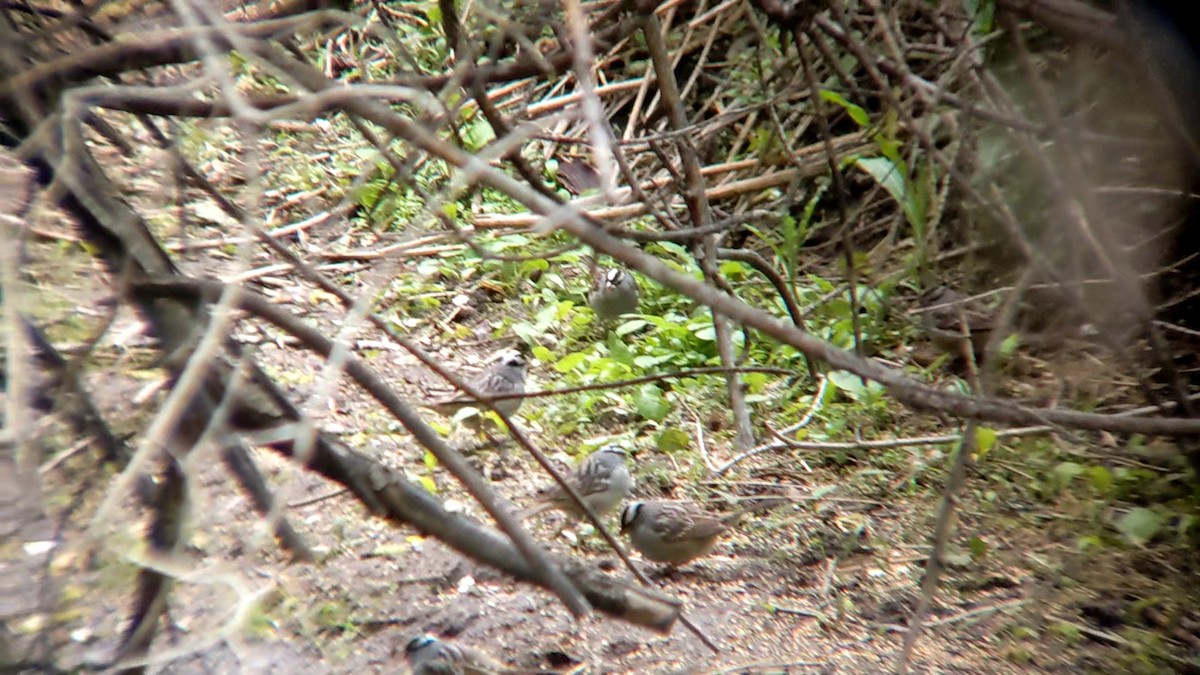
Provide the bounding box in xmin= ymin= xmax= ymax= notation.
xmin=654 ymin=505 xmax=724 ymax=543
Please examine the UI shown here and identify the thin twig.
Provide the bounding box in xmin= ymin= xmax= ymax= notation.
xmin=288 ymin=487 xmax=348 ymax=509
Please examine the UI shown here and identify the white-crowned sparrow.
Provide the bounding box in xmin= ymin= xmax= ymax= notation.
xmin=520 ymin=444 xmax=633 ymax=521
xmin=404 ymin=634 xmax=505 ymax=674
xmin=426 ymin=348 xmax=527 ymax=419
xmin=588 ymin=267 xmax=639 ymax=321
xmin=619 ymin=498 xmax=788 ymax=566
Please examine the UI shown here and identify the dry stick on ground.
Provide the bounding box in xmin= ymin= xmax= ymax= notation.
xmin=638 ymin=9 xmax=756 ymax=452
xmin=715 ymin=375 xmax=830 ymax=477
xmin=475 ymin=137 xmax=869 ymax=226
xmin=487 ymin=366 xmax=798 ymax=405
xmin=896 ymin=439 xmax=978 ymax=671
xmin=438 ymin=213 xmax=582 ymax=263
xmin=609 ymin=210 xmax=769 ymax=244
xmin=894 ymin=264 xmax=1028 ymax=673
xmin=471 ymin=135 xmax=870 ymax=228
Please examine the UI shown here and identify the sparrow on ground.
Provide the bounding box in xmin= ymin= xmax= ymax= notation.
xmin=520 ymin=444 xmax=633 ymax=521
xmin=619 ymin=498 xmax=788 ymax=566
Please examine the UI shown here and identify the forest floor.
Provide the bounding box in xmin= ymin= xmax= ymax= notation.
xmin=13 ymin=106 xmax=1200 ymax=675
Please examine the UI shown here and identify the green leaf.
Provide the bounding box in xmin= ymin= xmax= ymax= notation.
xmin=827 ymin=370 xmax=884 ymax=403
xmin=555 ymin=352 xmax=588 ymax=373
xmin=521 ymin=258 xmax=550 ymax=275
xmin=967 ymin=536 xmax=988 ymax=560
xmin=1048 ymin=621 xmax=1082 ymax=644
xmin=1011 ymin=626 xmax=1039 ymax=640
xmin=633 ymin=384 xmax=671 ymax=422
xmin=820 ymin=90 xmax=870 ymax=127
xmin=634 ymin=353 xmax=676 ymax=368
xmin=655 ymin=428 xmax=691 ymax=453
xmin=530 ymin=345 xmax=554 ymax=362
xmin=1052 ymin=461 xmax=1083 ymax=489
xmin=743 ymin=372 xmax=769 ymax=394
xmin=998 ymin=333 xmax=1021 ymax=359
xmin=856 ymin=156 xmax=905 ymax=205
xmin=1117 ymin=507 xmax=1166 ymax=546
xmin=718 ymin=260 xmax=750 ymax=279
xmin=963 ymin=0 xmax=995 ymax=34
xmin=974 ymin=427 xmax=998 ymax=455
xmin=462 ymin=118 xmax=496 ymax=152
xmin=1087 ymin=466 xmax=1112 ymax=495
xmin=423 ymin=450 xmax=438 ymax=470
xmin=418 ymin=476 xmax=438 ymax=495
xmin=855 ymin=156 xmax=925 ymax=233
xmin=606 ymin=333 xmax=635 ymax=366
xmin=616 ymin=319 xmax=649 ymax=336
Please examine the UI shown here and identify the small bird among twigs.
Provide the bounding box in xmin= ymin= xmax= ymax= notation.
xmin=619 ymin=497 xmax=791 ymax=567
xmin=424 ymin=347 xmax=528 ymax=430
xmin=520 ymin=444 xmax=633 ymax=522
xmin=588 ymin=267 xmax=639 ymax=322
xmin=555 ymin=157 xmax=601 ymax=196
xmin=912 ymin=286 xmax=999 ymax=363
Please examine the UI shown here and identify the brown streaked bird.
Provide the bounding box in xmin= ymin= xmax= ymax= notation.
xmin=914 ymin=286 xmax=998 ymax=361
xmin=555 ymin=157 xmax=601 ymax=195
xmin=619 ymin=498 xmax=789 ymax=566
